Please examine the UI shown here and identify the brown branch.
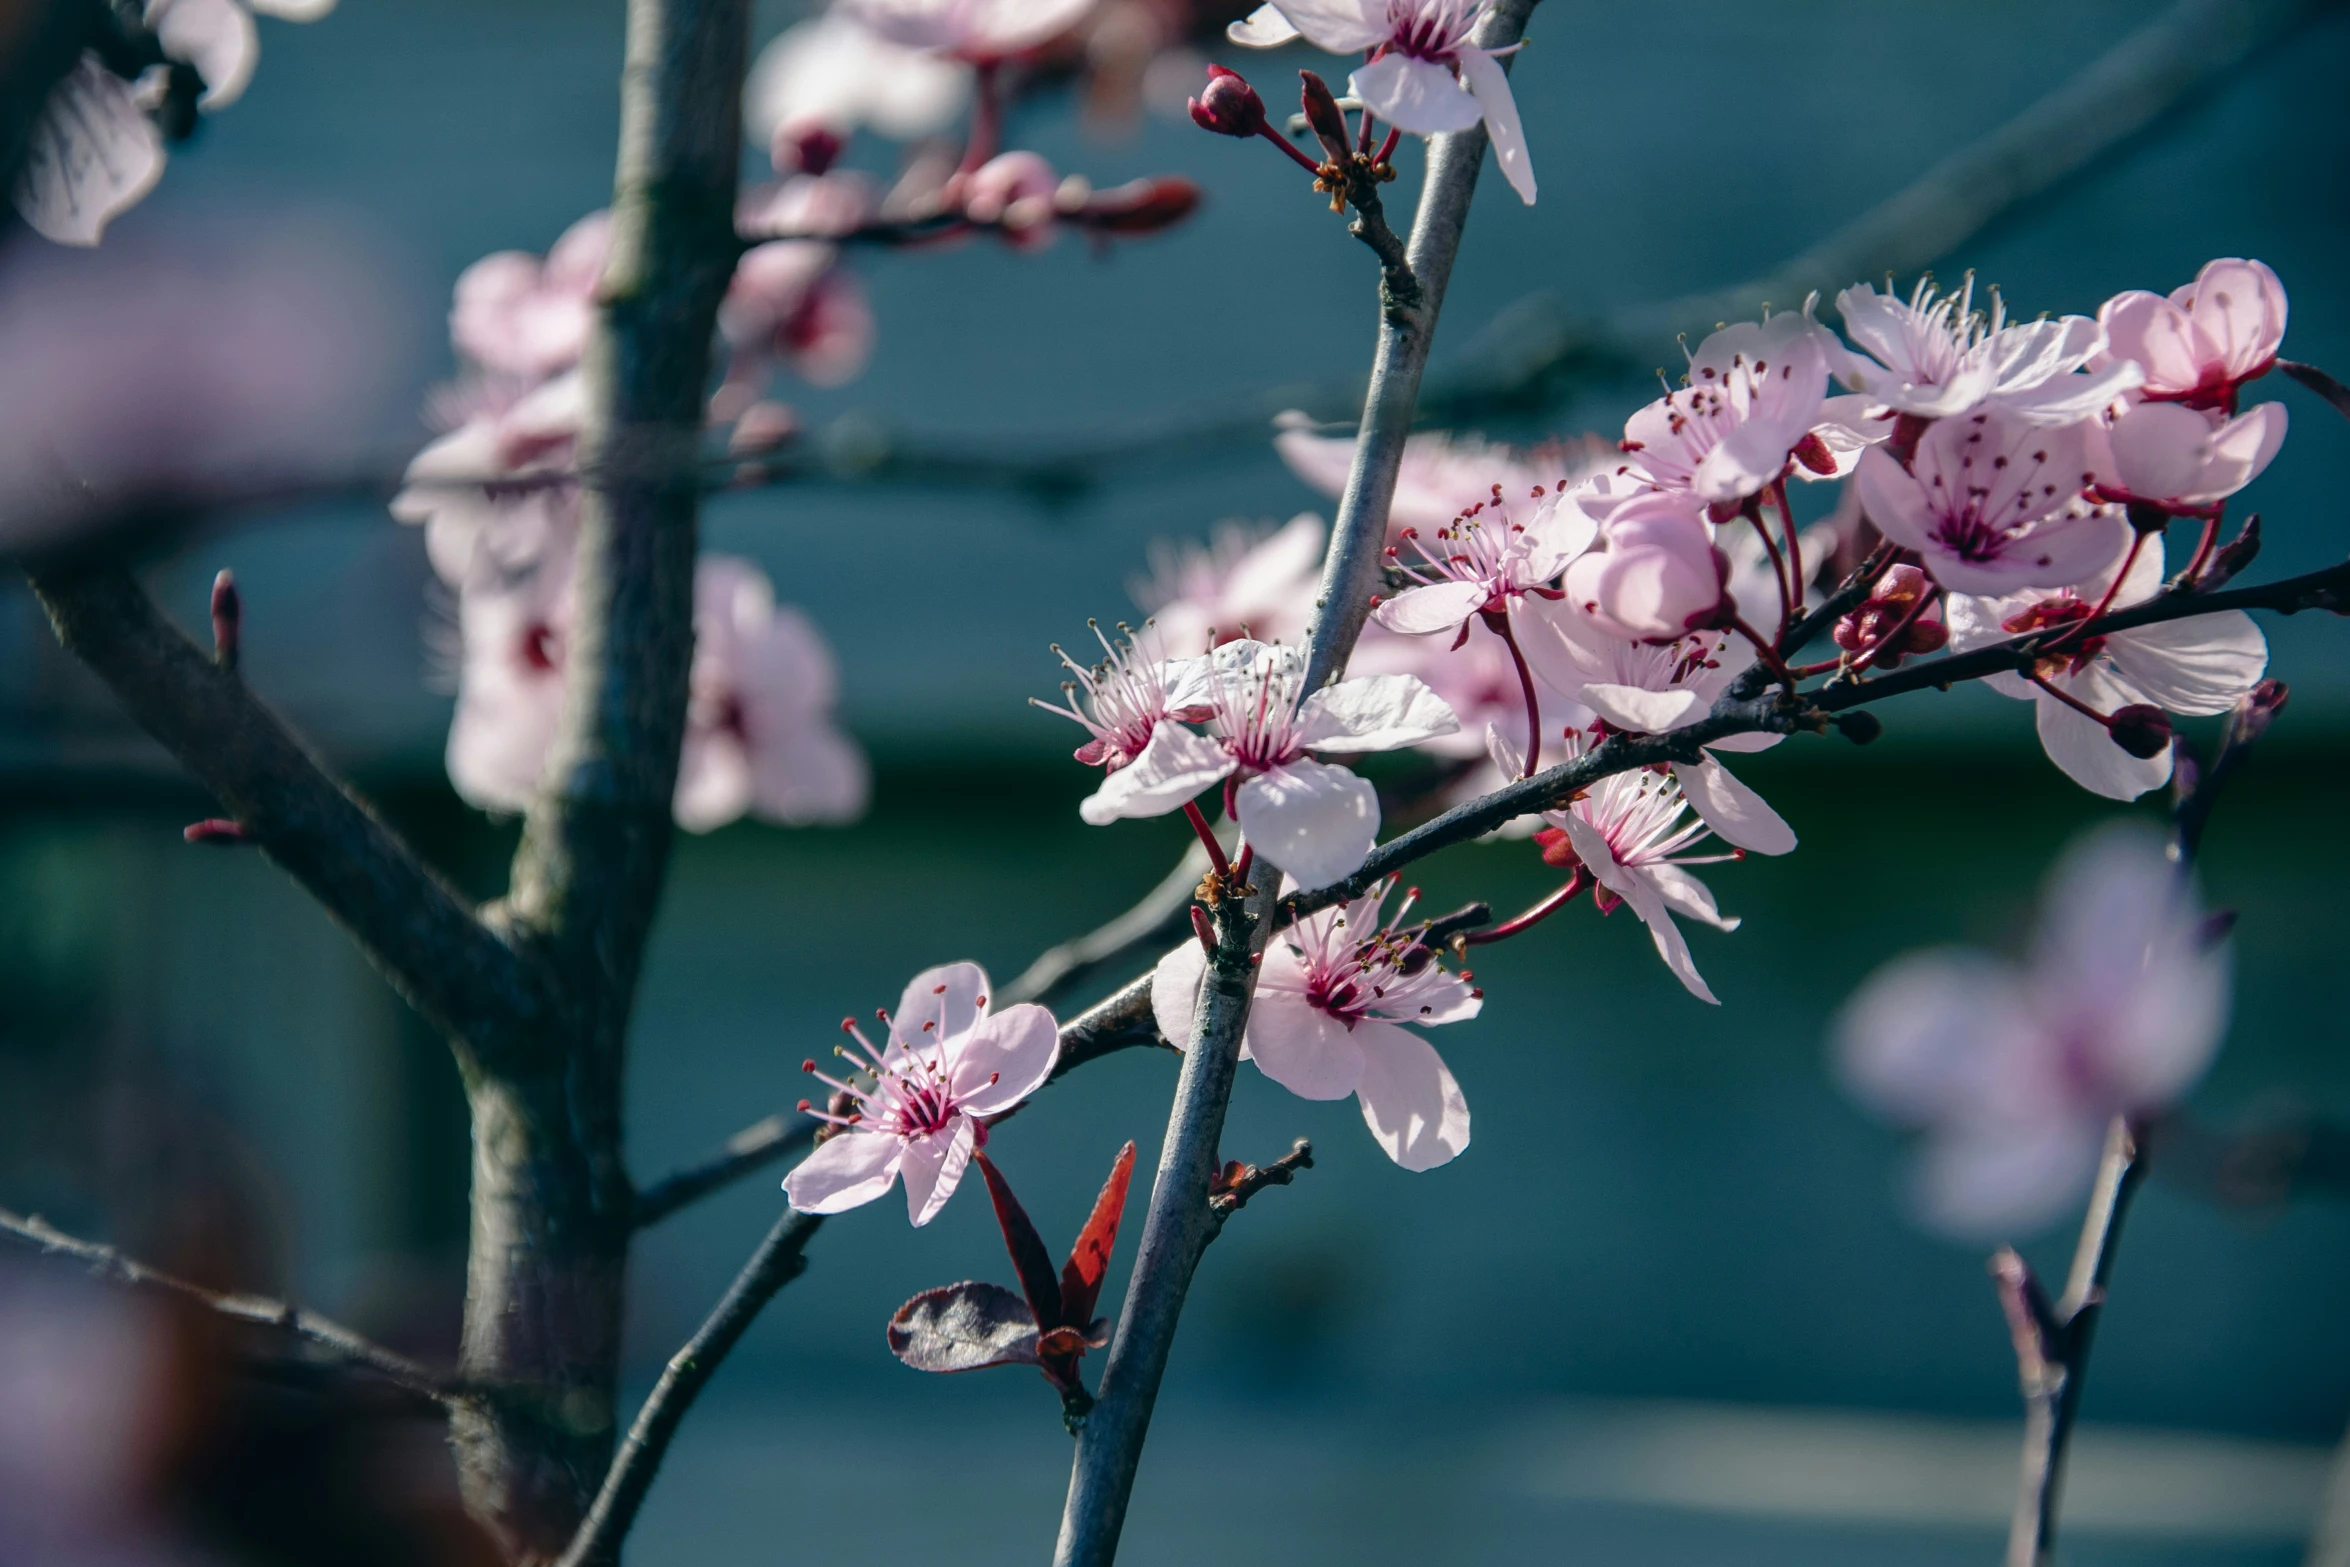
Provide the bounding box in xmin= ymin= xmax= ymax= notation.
xmin=0 ymin=1205 xmax=456 ymax=1408
xmin=1207 ymin=1139 xmax=1313 ymax=1219
xmin=554 ymin=1211 xmax=822 ymax=1567
xmin=21 ymin=554 xmax=551 ymax=1074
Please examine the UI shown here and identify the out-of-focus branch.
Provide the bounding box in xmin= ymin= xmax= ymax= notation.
xmin=554 ymin=1210 xmax=823 ymax=1567
xmin=21 ymin=554 xmax=551 ymax=1074
xmin=1000 ymin=840 xmax=1213 ymax=1007
xmin=0 ymin=1205 xmax=455 ymax=1408
xmin=632 ymin=1115 xmax=815 ymax=1230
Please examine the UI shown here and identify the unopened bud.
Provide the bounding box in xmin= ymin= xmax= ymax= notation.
xmin=1791 ymin=431 xmax=1837 ymax=476
xmin=183 ymin=818 xmax=252 ymax=846
xmin=1900 ymin=618 xmax=1948 ymax=655
xmin=2108 ymin=704 xmax=2173 ymax=759
xmin=2232 ymin=677 xmax=2289 ymax=744
xmin=2204 ymin=512 xmax=2262 ymax=589
xmin=1076 ymin=175 xmax=1203 ymax=236
xmin=1188 ymin=65 xmax=1267 ymax=138
xmin=1834 ymin=711 xmax=1882 ymax=745
xmin=1297 ymin=71 xmax=1353 ymax=164
xmin=210 ymin=569 xmax=240 ymax=672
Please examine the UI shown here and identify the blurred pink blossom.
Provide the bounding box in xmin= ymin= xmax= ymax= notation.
xmin=745 ymin=10 xmax=972 ymax=151
xmin=1273 ymin=416 xmax=1608 ymax=534
xmin=785 ymin=962 xmax=1059 ymax=1224
xmin=1837 ymin=825 xmax=2228 ymax=1236
xmin=721 ymin=242 xmax=876 ymax=388
xmin=1131 ymin=512 xmax=1324 ymax=654
xmin=960 ymin=150 xmax=1061 ymax=247
xmin=843 ymin=0 xmax=1098 ymax=62
xmin=392 ymin=372 xmax=585 ymax=588
xmin=1152 ymin=878 xmax=1477 ymax=1169
xmin=450 ymin=211 xmax=611 ymax=380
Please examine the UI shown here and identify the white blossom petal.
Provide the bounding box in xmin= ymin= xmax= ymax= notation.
xmin=13 ymin=56 xmax=166 ymax=247
xmin=1455 ymin=47 xmax=1534 ymax=204
xmin=1913 ymin=1118 xmax=2105 ymax=1239
xmin=1349 ymin=53 xmax=1482 ymax=135
xmin=1579 ymin=682 xmax=1704 ymax=734
xmin=152 ymin=0 xmax=259 ymax=108
xmin=898 ymin=1116 xmax=976 ymax=1227
xmin=1253 ymin=0 xmax=1385 ymax=50
xmin=1078 ymin=721 xmax=1234 ymax=825
xmin=895 ymin=961 xmax=991 ymax=1051
xmin=1150 ymin=939 xmax=1207 ymax=1050
xmin=2101 ymin=611 xmax=2265 ymax=716
xmin=1242 ymin=992 xmax=1364 ymax=1099
xmin=1234 ymin=759 xmax=1379 ymax=890
xmin=2033 ymin=672 xmax=2170 ymax=800
xmin=1225 ymin=1 xmax=1302 ymax=44
xmin=782 ymin=1130 xmax=903 ymax=1214
xmin=1671 ymin=755 xmax=1795 ymax=856
xmin=1372 ymin=580 xmax=1488 ymax=636
xmin=949 ymin=1002 xmax=1060 ymax=1117
xmin=1295 ymin=672 xmax=1459 ymax=752
xmin=1353 ymin=1020 xmax=1471 ymax=1170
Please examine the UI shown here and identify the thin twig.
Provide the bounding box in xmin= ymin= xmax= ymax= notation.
xmin=633 ymin=1116 xmax=815 ymax=1230
xmin=553 ymin=1211 xmax=823 ymax=1567
xmin=0 ymin=1205 xmax=456 ymax=1408
xmin=1002 ymin=842 xmax=1214 ymax=1009
xmin=22 ymin=554 xmax=551 ymax=1073
xmin=1207 ymin=1139 xmax=1315 ymax=1218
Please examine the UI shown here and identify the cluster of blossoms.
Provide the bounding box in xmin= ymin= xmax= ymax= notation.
xmin=13 ymin=0 xmax=336 ymax=246
xmin=387 ymin=0 xmax=1212 ymax=829
xmin=1007 ymin=256 xmax=2292 ymax=1186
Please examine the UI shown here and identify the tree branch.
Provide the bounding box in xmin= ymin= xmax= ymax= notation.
xmin=0 ymin=1205 xmax=455 ymax=1408
xmin=554 ymin=1211 xmax=823 ymax=1567
xmin=1207 ymin=1138 xmax=1314 ymax=1219
xmin=21 ymin=554 xmax=550 ymax=1073
xmin=1054 ymin=9 xmax=1538 ymax=1562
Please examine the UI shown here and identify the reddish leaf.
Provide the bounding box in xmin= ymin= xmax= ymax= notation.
xmin=886 ymin=1281 xmax=1040 ymax=1373
xmin=975 ymin=1151 xmax=1063 ymax=1330
xmin=1058 ymin=1142 xmax=1135 ymax=1329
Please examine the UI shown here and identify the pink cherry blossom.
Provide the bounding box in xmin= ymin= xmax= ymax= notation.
xmin=1031 ymin=622 xmax=1212 ymax=772
xmin=1349 ymin=621 xmax=1583 ymax=764
xmin=676 ymin=555 xmax=870 ymax=832
xmin=450 ymin=212 xmax=612 ymax=381
xmin=785 ymin=963 xmax=1060 ymax=1225
xmin=960 ymin=150 xmax=1062 ymax=247
xmin=1946 ymin=534 xmax=2267 ymax=801
xmin=1618 ymin=313 xmax=1832 ymax=505
xmin=2092 ymin=399 xmax=2287 ymax=515
xmin=1131 ymin=513 xmax=1325 ymax=654
xmin=842 ymin=0 xmax=1098 ymax=63
xmin=1370 ymin=487 xmax=1589 ymax=638
xmin=1227 ymin=0 xmax=1534 ymax=204
xmin=444 ymin=556 xmax=573 ymax=814
xmin=1837 ymin=825 xmax=2228 ymax=1236
xmin=745 ymin=10 xmax=972 ymax=149
xmin=1272 ymin=414 xmax=1609 ymax=534
xmin=1558 ymin=490 xmax=1730 ymax=643
xmin=1151 ymin=879 xmax=1477 ymax=1169
xmin=392 ymin=373 xmax=586 ymax=589
xmin=720 ymin=241 xmax=876 ymax=388
xmin=1829 ymin=276 xmax=2143 ymax=425
xmin=12 ymin=0 xmax=333 ymax=246
xmin=1854 ymin=409 xmax=2123 ymax=596
xmin=445 ymin=553 xmax=868 ymax=830
xmin=739 ymin=169 xmax=882 ymax=240
xmin=1079 ymin=639 xmax=1457 ymax=889
xmin=2096 ymin=258 xmax=2287 ymax=413
xmin=1511 ymin=729 xmax=1741 ymax=1004
xmin=1514 ymin=599 xmax=1795 ymax=856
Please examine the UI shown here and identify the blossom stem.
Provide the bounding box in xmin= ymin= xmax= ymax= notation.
xmin=1373 ymin=125 xmax=1400 ymax=166
xmin=1771 ymin=478 xmax=1804 ymax=628
xmin=2025 ymin=670 xmax=2118 ymax=728
xmin=2003 ymin=1116 xmax=2146 ymax=1567
xmin=2180 ymin=510 xmax=2224 ymax=587
xmin=1490 ymin=611 xmax=1543 ymax=777
xmin=1462 ymin=870 xmax=1589 ymax=945
xmin=1743 ymin=498 xmax=1794 ymax=638
xmin=1255 ymin=122 xmax=1331 ymax=176
xmin=1232 ymin=842 xmax=1256 ymax=888
xmin=957 ymin=61 xmax=1001 ymax=176
xmin=2056 ymin=531 xmax=2148 ymax=649
xmin=1356 ymin=105 xmax=1376 ymax=157
xmin=1182 ymin=800 xmax=1234 ymax=880
xmin=1730 ymin=614 xmax=1798 ymax=690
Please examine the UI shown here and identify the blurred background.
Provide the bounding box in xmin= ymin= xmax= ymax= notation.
xmin=5 ymin=1 xmax=2350 ymax=1563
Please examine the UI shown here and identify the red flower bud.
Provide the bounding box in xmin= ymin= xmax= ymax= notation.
xmin=210 ymin=568 xmax=240 ymax=672
xmin=1297 ymin=71 xmax=1353 ymax=164
xmin=1076 ymin=176 xmax=1202 ymax=236
xmin=2108 ymin=704 xmax=2173 ymax=760
xmin=1188 ymin=65 xmax=1267 ymax=138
